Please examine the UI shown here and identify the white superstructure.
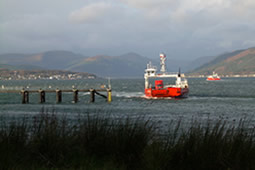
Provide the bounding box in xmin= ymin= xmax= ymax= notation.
xmin=144 ymin=54 xmax=188 ymax=89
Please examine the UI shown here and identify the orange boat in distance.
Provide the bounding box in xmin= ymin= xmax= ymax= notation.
xmin=207 ymin=72 xmax=221 ymax=81
xmin=144 ymin=53 xmax=189 ymax=99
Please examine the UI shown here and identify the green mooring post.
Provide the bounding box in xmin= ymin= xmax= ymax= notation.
xmin=107 ymin=89 xmax=112 ymax=103
xmin=90 ymin=89 xmax=95 ymax=103
xmin=56 ymin=89 xmax=62 ymax=103
xmin=73 ymin=89 xmax=78 ymax=103
xmin=39 ymin=89 xmax=45 ymax=103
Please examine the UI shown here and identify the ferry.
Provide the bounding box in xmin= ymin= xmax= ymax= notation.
xmin=144 ymin=53 xmax=189 ymax=99
xmin=207 ymin=72 xmax=221 ymax=81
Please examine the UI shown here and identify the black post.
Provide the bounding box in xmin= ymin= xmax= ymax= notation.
xmin=21 ymin=89 xmax=26 ymax=104
xmin=56 ymin=89 xmax=62 ymax=103
xmin=73 ymin=89 xmax=78 ymax=103
xmin=39 ymin=89 xmax=45 ymax=103
xmin=24 ymin=91 xmax=29 ymax=104
xmin=90 ymin=89 xmax=95 ymax=103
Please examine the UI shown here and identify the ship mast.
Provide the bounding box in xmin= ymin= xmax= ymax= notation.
xmin=160 ymin=53 xmax=166 ymax=74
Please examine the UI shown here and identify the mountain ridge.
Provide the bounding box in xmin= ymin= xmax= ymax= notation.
xmin=1 ymin=47 xmax=255 ymax=77
xmin=191 ymin=47 xmax=255 ymax=75
xmin=0 ymin=50 xmax=86 ymax=70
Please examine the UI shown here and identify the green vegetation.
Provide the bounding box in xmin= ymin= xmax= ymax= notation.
xmin=192 ymin=47 xmax=255 ymax=75
xmin=1 ymin=113 xmax=255 ymax=169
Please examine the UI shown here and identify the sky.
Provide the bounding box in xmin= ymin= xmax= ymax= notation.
xmin=1 ymin=0 xmax=255 ymax=60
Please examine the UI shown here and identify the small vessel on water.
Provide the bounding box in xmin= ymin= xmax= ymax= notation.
xmin=207 ymin=72 xmax=221 ymax=81
xmin=144 ymin=53 xmax=189 ymax=99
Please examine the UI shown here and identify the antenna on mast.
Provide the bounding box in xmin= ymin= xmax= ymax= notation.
xmin=108 ymin=77 xmax=111 ymax=89
xmin=160 ymin=53 xmax=167 ymax=73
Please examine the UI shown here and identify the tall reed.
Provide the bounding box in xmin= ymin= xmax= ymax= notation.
xmin=0 ymin=112 xmax=255 ymax=169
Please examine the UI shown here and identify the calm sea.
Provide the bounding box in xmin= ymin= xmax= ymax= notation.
xmin=0 ymin=77 xmax=255 ymax=124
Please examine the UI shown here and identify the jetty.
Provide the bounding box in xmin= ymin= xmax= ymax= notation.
xmin=0 ymin=88 xmax=112 ymax=104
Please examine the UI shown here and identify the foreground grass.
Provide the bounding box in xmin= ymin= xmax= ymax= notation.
xmin=0 ymin=113 xmax=255 ymax=170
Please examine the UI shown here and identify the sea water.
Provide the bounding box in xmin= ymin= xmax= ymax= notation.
xmin=0 ymin=78 xmax=255 ymax=125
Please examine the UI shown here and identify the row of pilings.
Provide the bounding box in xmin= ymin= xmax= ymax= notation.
xmin=17 ymin=88 xmax=112 ymax=104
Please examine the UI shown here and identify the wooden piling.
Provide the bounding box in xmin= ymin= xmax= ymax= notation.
xmin=21 ymin=89 xmax=29 ymax=104
xmin=56 ymin=89 xmax=62 ymax=103
xmin=94 ymin=90 xmax=107 ymax=99
xmin=5 ymin=87 xmax=111 ymax=104
xmin=21 ymin=90 xmax=25 ymax=104
xmin=73 ymin=89 xmax=78 ymax=103
xmin=39 ymin=89 xmax=45 ymax=103
xmin=107 ymin=89 xmax=112 ymax=103
xmin=90 ymin=89 xmax=95 ymax=102
xmin=25 ymin=91 xmax=29 ymax=103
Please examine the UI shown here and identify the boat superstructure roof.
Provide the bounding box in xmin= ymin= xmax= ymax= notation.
xmin=145 ymin=72 xmax=184 ymax=78
xmin=144 ymin=61 xmax=184 ymax=78
xmin=207 ymin=71 xmax=220 ymax=78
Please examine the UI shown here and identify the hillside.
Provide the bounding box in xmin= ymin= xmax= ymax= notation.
xmin=0 ymin=51 xmax=157 ymax=77
xmin=185 ymin=55 xmax=217 ymax=72
xmin=0 ymin=63 xmax=43 ymax=70
xmin=67 ymin=53 xmax=155 ymax=77
xmin=2 ymin=50 xmax=239 ymax=77
xmin=191 ymin=47 xmax=255 ymax=75
xmin=0 ymin=50 xmax=86 ymax=70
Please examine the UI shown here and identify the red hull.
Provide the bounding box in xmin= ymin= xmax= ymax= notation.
xmin=207 ymin=77 xmax=221 ymax=81
xmin=145 ymin=87 xmax=189 ymax=98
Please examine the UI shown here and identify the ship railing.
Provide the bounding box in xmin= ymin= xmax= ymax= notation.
xmin=156 ymin=72 xmax=178 ymax=77
xmin=146 ymin=62 xmax=157 ymax=70
xmin=163 ymin=72 xmax=179 ymax=75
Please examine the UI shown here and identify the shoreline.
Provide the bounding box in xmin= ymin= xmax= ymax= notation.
xmin=186 ymin=74 xmax=255 ymax=78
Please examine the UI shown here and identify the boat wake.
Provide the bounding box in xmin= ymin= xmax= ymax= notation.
xmin=114 ymin=91 xmax=144 ymax=98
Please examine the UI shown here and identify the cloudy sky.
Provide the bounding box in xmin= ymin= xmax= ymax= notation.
xmin=1 ymin=0 xmax=255 ymax=60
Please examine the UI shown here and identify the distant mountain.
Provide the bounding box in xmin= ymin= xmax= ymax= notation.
xmin=67 ymin=52 xmax=155 ymax=77
xmin=0 ymin=50 xmax=86 ymax=70
xmin=0 ymin=51 xmax=157 ymax=77
xmin=0 ymin=63 xmax=43 ymax=70
xmin=191 ymin=47 xmax=255 ymax=75
xmin=185 ymin=55 xmax=217 ymax=72
xmin=0 ymin=50 xmax=219 ymax=77
xmin=5 ymin=49 xmax=253 ymax=78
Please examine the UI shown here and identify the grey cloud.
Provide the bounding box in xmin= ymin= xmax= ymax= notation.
xmin=1 ymin=0 xmax=255 ymax=59
xmin=69 ymin=2 xmax=115 ymax=23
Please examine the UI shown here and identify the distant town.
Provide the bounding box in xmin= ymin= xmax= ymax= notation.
xmin=0 ymin=69 xmax=96 ymax=80
xmin=187 ymin=73 xmax=255 ymax=78
xmin=1 ymin=68 xmax=255 ymax=81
